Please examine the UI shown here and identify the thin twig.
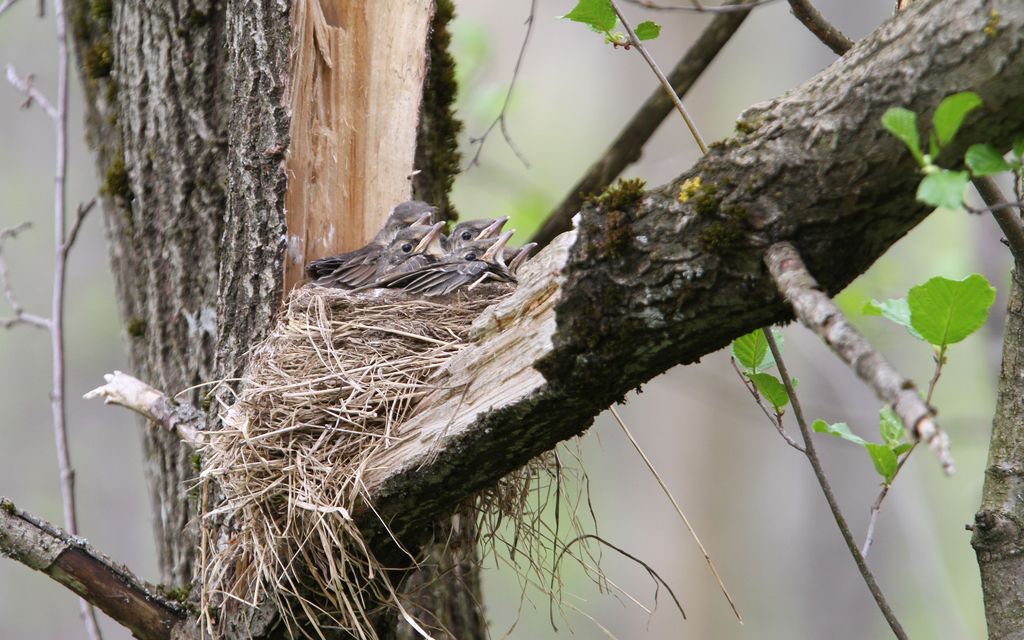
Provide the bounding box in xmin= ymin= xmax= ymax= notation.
xmin=64 ymin=198 xmax=96 ymax=252
xmin=729 ymin=357 xmax=805 ymax=452
xmin=973 ymin=177 xmax=1024 ymax=265
xmin=787 ymin=0 xmax=853 ymax=55
xmin=533 ymin=0 xmax=750 ymax=247
xmin=609 ymin=0 xmax=708 ymax=154
xmin=624 ymin=0 xmax=783 ymax=12
xmin=0 ymin=223 xmax=51 ymax=330
xmin=762 ymin=330 xmax=909 ymax=640
xmin=0 ymin=0 xmax=20 ymax=17
xmin=608 ymin=406 xmax=743 ymax=622
xmin=5 ymin=64 xmax=58 ymax=119
xmin=465 ymin=0 xmax=535 ymax=169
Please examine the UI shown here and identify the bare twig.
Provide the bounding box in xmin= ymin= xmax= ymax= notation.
xmin=0 ymin=498 xmax=186 ymax=640
xmin=729 ymin=356 xmax=805 ymax=452
xmin=5 ymin=65 xmax=58 ymax=119
xmin=973 ymin=177 xmax=1024 ymax=265
xmin=762 ymin=330 xmax=909 ymax=640
xmin=0 ymin=0 xmax=21 ymax=17
xmin=608 ymin=406 xmax=743 ymax=622
xmin=625 ymin=0 xmax=782 ymax=12
xmin=787 ymin=0 xmax=853 ymax=55
xmin=465 ymin=0 xmax=535 ymax=169
xmin=0 ymin=223 xmax=51 ymax=330
xmin=64 ymin=198 xmax=96 ymax=252
xmin=862 ymin=350 xmax=944 ymax=556
xmin=533 ymin=0 xmax=750 ymax=247
xmin=609 ymin=0 xmax=708 ymax=154
xmin=765 ymin=242 xmax=954 ymax=473
xmin=84 ymin=371 xmax=206 ymax=446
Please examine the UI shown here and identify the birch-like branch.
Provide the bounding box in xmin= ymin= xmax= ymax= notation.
xmin=0 ymin=498 xmax=187 ymax=640
xmin=764 ymin=242 xmax=953 ymax=473
xmin=5 ymin=64 xmax=58 ymax=119
xmin=84 ymin=371 xmax=205 ymax=447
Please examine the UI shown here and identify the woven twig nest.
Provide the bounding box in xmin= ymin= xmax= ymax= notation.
xmin=199 ymin=284 xmax=515 ymax=637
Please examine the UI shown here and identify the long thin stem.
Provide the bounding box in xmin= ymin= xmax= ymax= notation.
xmin=608 ymin=406 xmax=743 ymax=622
xmin=50 ymin=1 xmax=103 ymax=637
xmin=762 ymin=329 xmax=908 ymax=639
xmin=609 ymin=0 xmax=708 ymax=154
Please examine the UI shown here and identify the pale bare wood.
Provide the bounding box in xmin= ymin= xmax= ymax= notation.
xmin=284 ymin=0 xmax=435 ymax=290
xmin=362 ymin=229 xmax=576 ymax=492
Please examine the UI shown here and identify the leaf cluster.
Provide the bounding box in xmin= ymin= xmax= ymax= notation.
xmin=561 ymin=0 xmax=661 ymax=47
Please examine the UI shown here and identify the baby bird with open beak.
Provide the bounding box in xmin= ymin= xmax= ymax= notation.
xmin=307 ymin=200 xmax=435 ymax=286
xmin=444 ymin=216 xmax=509 ymax=252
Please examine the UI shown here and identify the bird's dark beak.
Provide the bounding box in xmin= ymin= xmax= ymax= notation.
xmin=414 ymin=222 xmax=446 ymax=256
xmin=477 ymin=215 xmax=509 ymax=240
xmin=482 ymin=230 xmax=515 ymax=263
xmin=413 ymin=211 xmax=433 ymax=226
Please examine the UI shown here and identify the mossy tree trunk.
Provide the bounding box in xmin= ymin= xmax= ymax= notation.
xmin=68 ymin=0 xmax=480 ymax=637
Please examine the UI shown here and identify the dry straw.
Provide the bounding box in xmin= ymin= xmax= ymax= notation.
xmin=197 ymin=284 xmax=607 ymax=639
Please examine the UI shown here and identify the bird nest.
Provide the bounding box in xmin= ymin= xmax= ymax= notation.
xmin=195 ymin=283 xmax=592 ymax=639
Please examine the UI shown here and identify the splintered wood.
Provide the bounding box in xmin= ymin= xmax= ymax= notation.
xmin=284 ymin=0 xmax=434 ymax=290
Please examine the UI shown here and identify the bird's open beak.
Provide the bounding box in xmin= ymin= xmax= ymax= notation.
xmin=477 ymin=215 xmax=510 ymax=240
xmin=414 ymin=222 xmax=447 ymax=257
xmin=482 ymin=230 xmax=515 ymax=264
xmin=413 ymin=211 xmax=433 ymax=226
xmin=509 ymin=242 xmax=537 ymax=273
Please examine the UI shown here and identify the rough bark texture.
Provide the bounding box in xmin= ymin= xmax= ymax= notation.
xmin=973 ymin=269 xmax=1024 ymax=640
xmin=350 ymin=0 xmax=1024 ymax=556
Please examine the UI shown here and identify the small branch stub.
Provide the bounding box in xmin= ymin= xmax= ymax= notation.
xmin=84 ymin=371 xmax=204 ymax=446
xmin=764 ymin=242 xmax=954 ymax=474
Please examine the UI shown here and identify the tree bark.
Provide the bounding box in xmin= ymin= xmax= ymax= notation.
xmin=973 ymin=269 xmax=1024 ymax=640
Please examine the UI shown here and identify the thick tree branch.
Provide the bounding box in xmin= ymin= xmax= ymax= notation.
xmin=765 ymin=242 xmax=952 ymax=472
xmin=348 ymin=0 xmax=1023 ymax=557
xmin=84 ymin=371 xmax=205 ymax=447
xmin=533 ymin=0 xmax=751 ymax=247
xmin=0 ymin=498 xmax=186 ymax=640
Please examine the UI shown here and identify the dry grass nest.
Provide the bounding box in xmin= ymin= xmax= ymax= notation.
xmin=196 ymin=284 xmax=602 ymax=639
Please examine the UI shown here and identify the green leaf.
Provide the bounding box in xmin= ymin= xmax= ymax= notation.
xmin=1013 ymin=137 xmax=1024 ymax=161
xmin=561 ymin=0 xmax=616 ymax=33
xmin=634 ymin=20 xmax=661 ymax=40
xmin=866 ymin=443 xmax=899 ymax=484
xmin=881 ymin=108 xmax=924 ymax=165
xmin=933 ymin=92 xmax=982 ymax=147
xmin=862 ymin=297 xmax=925 ymax=340
xmin=893 ymin=443 xmax=914 ymax=456
xmin=879 ymin=407 xmax=905 ymax=448
xmin=907 ymin=274 xmax=996 ymax=347
xmin=966 ymin=144 xmax=1012 ymax=176
xmin=916 ymin=170 xmax=969 ymax=211
xmin=812 ymin=420 xmax=866 ymax=446
xmin=749 ymin=373 xmax=789 ymax=410
xmin=731 ymin=329 xmax=774 ymax=372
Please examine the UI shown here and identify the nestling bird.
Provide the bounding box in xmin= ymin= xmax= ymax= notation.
xmin=372 ymin=231 xmax=517 ymax=296
xmin=444 ymin=216 xmax=509 ymax=252
xmin=507 ymin=242 xmax=537 ymax=275
xmin=306 ymin=200 xmax=435 ymax=286
xmin=368 ymin=222 xmax=447 ymax=281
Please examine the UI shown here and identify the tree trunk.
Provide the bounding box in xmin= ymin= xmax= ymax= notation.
xmin=69 ymin=0 xmax=479 ymax=636
xmin=973 ymin=268 xmax=1024 ymax=640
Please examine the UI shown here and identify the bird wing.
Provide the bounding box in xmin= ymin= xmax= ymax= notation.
xmin=311 ymin=247 xmax=382 ymax=288
xmin=375 ymin=261 xmax=515 ymax=296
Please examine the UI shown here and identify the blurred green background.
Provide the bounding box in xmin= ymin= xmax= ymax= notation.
xmin=0 ymin=1 xmax=1007 ymax=638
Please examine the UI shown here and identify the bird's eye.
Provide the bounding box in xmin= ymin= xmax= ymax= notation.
xmin=401 ymin=243 xmax=413 ymax=253
xmin=461 ymin=231 xmax=473 ymax=241
xmin=464 ymin=252 xmax=477 ymax=261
